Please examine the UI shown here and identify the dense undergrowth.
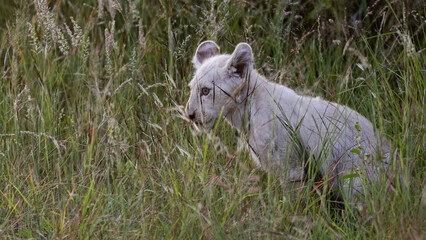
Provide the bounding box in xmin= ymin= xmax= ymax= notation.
xmin=0 ymin=0 xmax=424 ymax=238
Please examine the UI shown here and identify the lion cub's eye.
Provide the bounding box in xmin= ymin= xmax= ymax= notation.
xmin=201 ymin=87 xmax=211 ymax=96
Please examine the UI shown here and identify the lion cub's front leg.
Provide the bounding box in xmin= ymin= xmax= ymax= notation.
xmin=249 ymin=127 xmax=306 ymax=204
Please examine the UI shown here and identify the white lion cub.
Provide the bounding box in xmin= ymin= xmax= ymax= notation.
xmin=186 ymin=41 xmax=390 ymax=204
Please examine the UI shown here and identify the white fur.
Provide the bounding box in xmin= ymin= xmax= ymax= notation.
xmin=186 ymin=41 xmax=390 ymax=203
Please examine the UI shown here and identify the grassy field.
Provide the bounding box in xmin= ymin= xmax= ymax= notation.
xmin=0 ymin=0 xmax=425 ymax=238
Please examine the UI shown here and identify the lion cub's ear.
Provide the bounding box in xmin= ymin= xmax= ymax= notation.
xmin=192 ymin=41 xmax=220 ymax=70
xmin=227 ymin=43 xmax=253 ymax=79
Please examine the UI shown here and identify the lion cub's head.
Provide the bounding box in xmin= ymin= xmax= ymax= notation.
xmin=185 ymin=41 xmax=253 ymax=129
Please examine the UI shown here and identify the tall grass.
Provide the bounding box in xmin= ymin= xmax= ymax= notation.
xmin=0 ymin=0 xmax=424 ymax=238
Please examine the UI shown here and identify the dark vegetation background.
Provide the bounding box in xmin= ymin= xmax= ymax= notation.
xmin=0 ymin=0 xmax=425 ymax=238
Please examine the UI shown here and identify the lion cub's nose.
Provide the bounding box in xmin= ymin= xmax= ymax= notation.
xmin=188 ymin=112 xmax=196 ymax=121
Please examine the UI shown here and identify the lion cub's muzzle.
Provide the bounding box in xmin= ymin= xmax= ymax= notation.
xmin=185 ymin=102 xmax=201 ymax=125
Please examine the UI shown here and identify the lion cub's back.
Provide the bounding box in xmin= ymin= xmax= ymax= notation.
xmin=301 ymin=96 xmax=384 ymax=155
